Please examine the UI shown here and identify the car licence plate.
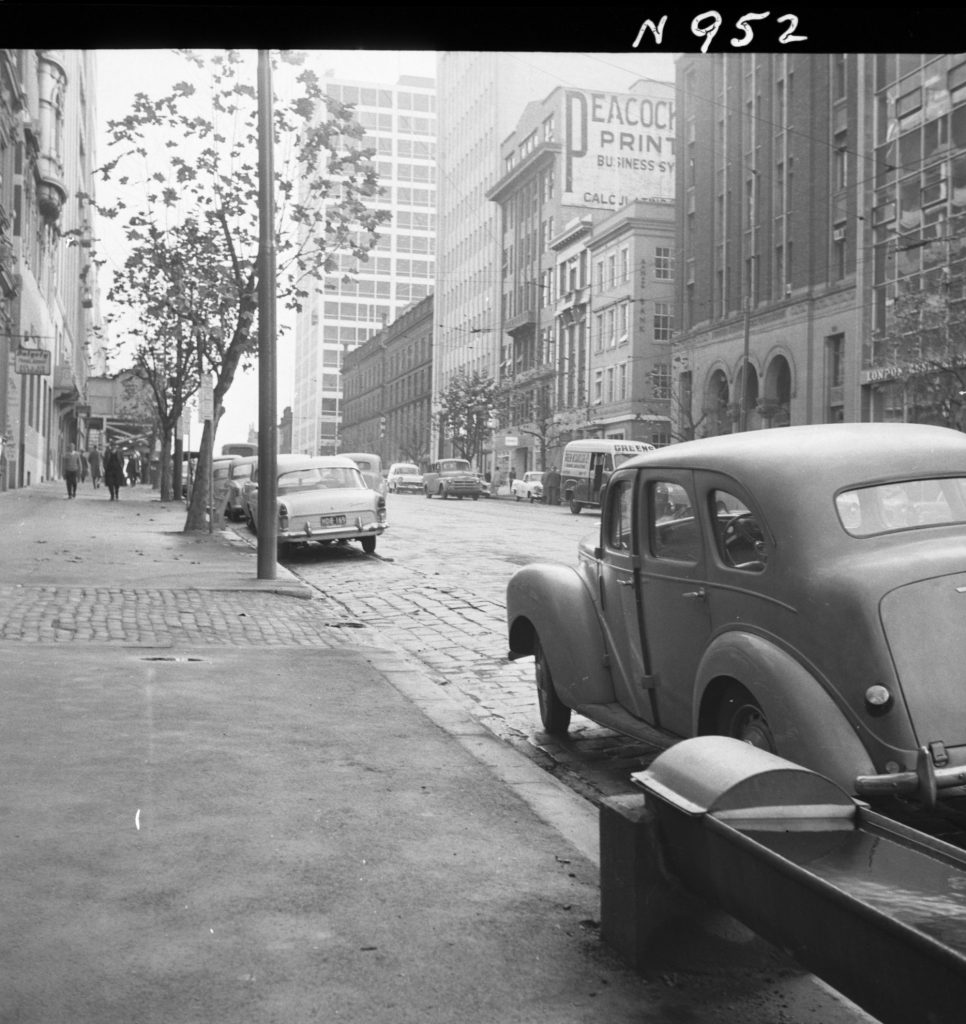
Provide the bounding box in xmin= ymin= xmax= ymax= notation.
xmin=321 ymin=514 xmax=347 ymax=527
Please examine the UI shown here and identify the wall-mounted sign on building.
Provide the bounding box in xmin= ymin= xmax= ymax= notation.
xmin=563 ymin=87 xmax=676 ymax=210
xmin=14 ymin=347 xmax=51 ymax=375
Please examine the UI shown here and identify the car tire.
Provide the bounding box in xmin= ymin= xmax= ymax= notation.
xmin=425 ymin=487 xmax=432 ymax=498
xmin=246 ymin=508 xmax=256 ymax=533
xmin=716 ymin=683 xmax=776 ymax=752
xmin=361 ymin=535 xmax=376 ymax=554
xmin=534 ymin=635 xmax=571 ymax=735
xmin=439 ymin=486 xmax=447 ymax=499
xmin=569 ymin=499 xmax=582 ymax=515
xmin=472 ymin=494 xmax=479 ymax=501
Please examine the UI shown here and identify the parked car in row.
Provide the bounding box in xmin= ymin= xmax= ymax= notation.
xmin=511 ymin=471 xmax=544 ymax=503
xmin=387 ymin=462 xmax=424 ymax=494
xmin=507 ymin=423 xmax=966 ymax=809
xmin=223 ymin=455 xmax=257 ymax=521
xmin=422 ymin=458 xmax=481 ymax=500
xmin=243 ymin=454 xmax=387 ymax=555
xmin=342 ymin=452 xmax=388 ymax=498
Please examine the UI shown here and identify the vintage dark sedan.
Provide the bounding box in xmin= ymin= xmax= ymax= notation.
xmin=507 ymin=423 xmax=966 ymax=808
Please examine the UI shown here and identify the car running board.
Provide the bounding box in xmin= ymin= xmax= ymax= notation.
xmin=577 ymin=702 xmax=677 ymax=751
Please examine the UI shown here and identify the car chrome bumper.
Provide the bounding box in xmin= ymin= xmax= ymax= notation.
xmin=281 ymin=522 xmax=388 ymax=543
xmin=855 ymin=747 xmax=966 ymax=807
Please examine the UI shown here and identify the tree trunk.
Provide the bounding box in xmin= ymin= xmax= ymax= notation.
xmin=158 ymin=429 xmax=174 ymax=502
xmin=183 ymin=415 xmax=223 ymax=532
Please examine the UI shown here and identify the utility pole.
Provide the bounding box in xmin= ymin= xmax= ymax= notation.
xmin=256 ymin=49 xmax=278 ymax=579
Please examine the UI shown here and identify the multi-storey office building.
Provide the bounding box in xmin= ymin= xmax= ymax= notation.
xmin=341 ymin=293 xmax=433 ymax=465
xmin=674 ymin=52 xmax=966 ymax=437
xmin=291 ymin=72 xmax=435 ymax=456
xmin=866 ymin=54 xmax=966 ymax=424
xmin=433 ymin=52 xmax=665 ymax=459
xmin=0 ymin=49 xmax=105 ymax=489
xmin=486 ymin=82 xmax=675 ymax=476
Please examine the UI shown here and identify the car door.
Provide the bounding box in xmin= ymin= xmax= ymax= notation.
xmin=638 ymin=469 xmax=712 ymax=736
xmin=597 ymin=472 xmax=655 ymax=722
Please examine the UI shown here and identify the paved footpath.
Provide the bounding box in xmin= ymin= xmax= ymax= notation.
xmin=0 ymin=481 xmax=869 ymax=1024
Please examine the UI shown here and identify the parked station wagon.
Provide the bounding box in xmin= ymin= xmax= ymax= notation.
xmin=507 ymin=423 xmax=966 ymax=808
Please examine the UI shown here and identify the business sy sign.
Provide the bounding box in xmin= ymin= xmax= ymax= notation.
xmin=563 ymin=85 xmax=675 ymax=210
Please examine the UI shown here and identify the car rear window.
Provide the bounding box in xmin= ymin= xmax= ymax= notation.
xmin=395 ymin=465 xmax=419 ymax=474
xmin=835 ymin=477 xmax=966 ymax=536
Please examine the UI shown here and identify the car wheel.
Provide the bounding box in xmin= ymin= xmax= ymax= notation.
xmin=472 ymin=494 xmax=479 ymax=501
xmin=514 ymin=493 xmax=520 ymax=501
xmin=246 ymin=508 xmax=256 ymax=533
xmin=534 ymin=636 xmax=571 ymax=735
xmin=425 ymin=487 xmax=432 ymax=498
xmin=716 ymin=684 xmax=775 ymax=752
xmin=569 ymin=499 xmax=582 ymax=515
xmin=439 ymin=486 xmax=447 ymax=499
xmin=361 ymin=535 xmax=376 ymax=554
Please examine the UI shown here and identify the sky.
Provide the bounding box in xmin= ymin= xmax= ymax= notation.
xmin=94 ymin=48 xmax=439 ymax=448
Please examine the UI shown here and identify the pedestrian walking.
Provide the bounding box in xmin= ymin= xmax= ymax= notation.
xmin=126 ymin=451 xmax=141 ymax=487
xmin=103 ymin=444 xmax=125 ymax=501
xmin=88 ymin=446 xmax=102 ymax=489
xmin=62 ymin=443 xmax=81 ymax=499
xmin=79 ymin=450 xmax=89 ymax=484
xmin=545 ymin=465 xmax=561 ymax=506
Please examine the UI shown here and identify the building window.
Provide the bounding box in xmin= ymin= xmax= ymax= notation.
xmin=828 ymin=333 xmax=845 ymax=388
xmin=654 ymin=247 xmax=674 ymax=280
xmin=620 ymin=247 xmax=629 ymax=283
xmin=617 ymin=361 xmax=627 ymax=401
xmin=596 ymin=260 xmax=604 ymax=290
xmin=833 ymin=54 xmax=847 ymax=100
xmin=653 ymin=303 xmax=674 ymax=341
xmin=543 ymin=114 xmax=555 ymax=141
xmin=594 ymin=369 xmax=603 ymax=404
xmin=618 ymin=301 xmax=629 ymax=343
xmin=607 ymin=254 xmax=616 ymax=288
xmin=594 ymin=313 xmax=604 ymax=353
xmin=607 ymin=307 xmax=617 ymax=347
xmin=651 ymin=363 xmax=671 ymax=399
xmin=833 ymin=131 xmax=848 ymax=190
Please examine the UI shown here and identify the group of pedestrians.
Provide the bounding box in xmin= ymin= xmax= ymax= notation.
xmin=61 ymin=443 xmax=139 ymax=501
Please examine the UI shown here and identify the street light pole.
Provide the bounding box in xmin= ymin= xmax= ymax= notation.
xmin=256 ymin=49 xmax=278 ymax=579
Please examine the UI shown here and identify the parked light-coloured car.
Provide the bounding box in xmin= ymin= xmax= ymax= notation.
xmin=511 ymin=471 xmax=544 ymax=503
xmin=387 ymin=462 xmax=424 ymax=494
xmin=244 ymin=454 xmax=387 ymax=555
xmin=507 ymin=423 xmax=966 ymax=809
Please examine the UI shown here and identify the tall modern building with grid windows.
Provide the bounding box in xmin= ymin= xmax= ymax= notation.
xmin=292 ymin=72 xmax=436 ymax=456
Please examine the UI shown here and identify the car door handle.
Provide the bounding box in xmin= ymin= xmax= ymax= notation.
xmin=682 ymin=588 xmax=706 ymax=600
xmin=617 ymin=578 xmax=635 ymax=587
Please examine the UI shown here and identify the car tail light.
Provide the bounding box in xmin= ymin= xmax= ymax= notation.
xmin=278 ymin=504 xmax=289 ymax=531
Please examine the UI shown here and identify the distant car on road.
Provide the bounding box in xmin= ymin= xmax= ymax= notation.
xmin=507 ymin=423 xmax=966 ymax=809
xmin=387 ymin=462 xmax=424 ymax=494
xmin=423 ymin=458 xmax=481 ymax=500
xmin=244 ymin=454 xmax=387 ymax=555
xmin=511 ymin=471 xmax=544 ymax=503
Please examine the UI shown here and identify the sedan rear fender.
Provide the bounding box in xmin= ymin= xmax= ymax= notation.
xmin=506 ymin=563 xmax=614 ymax=706
xmin=693 ymin=630 xmax=875 ymax=793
